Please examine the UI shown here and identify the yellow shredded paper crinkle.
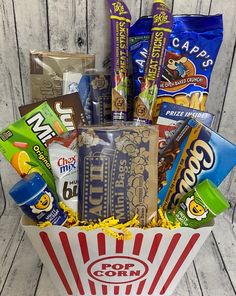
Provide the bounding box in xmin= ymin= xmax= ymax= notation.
xmin=38 ymin=203 xmax=180 ymax=239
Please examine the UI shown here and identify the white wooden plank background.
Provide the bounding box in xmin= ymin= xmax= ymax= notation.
xmin=0 ymin=0 xmax=235 ymax=295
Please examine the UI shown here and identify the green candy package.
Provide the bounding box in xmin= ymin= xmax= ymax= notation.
xmin=0 ymin=102 xmax=67 ymax=195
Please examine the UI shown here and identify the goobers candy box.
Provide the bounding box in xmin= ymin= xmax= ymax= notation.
xmin=0 ymin=102 xmax=67 ymax=195
xmin=78 ymin=124 xmax=158 ymax=226
xmin=159 ymin=117 xmax=236 ymax=209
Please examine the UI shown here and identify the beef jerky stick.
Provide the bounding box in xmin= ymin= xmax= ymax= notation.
xmin=108 ymin=0 xmax=131 ymax=121
xmin=134 ymin=0 xmax=173 ymax=124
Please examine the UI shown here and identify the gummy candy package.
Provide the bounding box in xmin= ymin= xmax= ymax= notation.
xmin=129 ymin=15 xmax=223 ymax=115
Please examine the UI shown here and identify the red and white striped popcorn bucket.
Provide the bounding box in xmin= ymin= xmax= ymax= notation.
xmin=21 ymin=215 xmax=213 ymax=296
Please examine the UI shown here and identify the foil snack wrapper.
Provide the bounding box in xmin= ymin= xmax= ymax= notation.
xmin=90 ymin=74 xmax=112 ymax=124
xmin=108 ymin=0 xmax=131 ymax=121
xmin=133 ymin=0 xmax=173 ymax=124
xmin=78 ymin=124 xmax=158 ymax=226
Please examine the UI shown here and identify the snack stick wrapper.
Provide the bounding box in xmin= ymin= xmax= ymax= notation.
xmin=133 ymin=0 xmax=173 ymax=124
xmin=108 ymin=0 xmax=131 ymax=121
xmin=48 ymin=131 xmax=78 ymax=213
xmin=0 ymin=102 xmax=68 ymax=195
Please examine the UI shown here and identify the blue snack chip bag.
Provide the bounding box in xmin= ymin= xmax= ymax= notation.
xmin=158 ymin=117 xmax=236 ymax=209
xmin=129 ymin=15 xmax=223 ymax=115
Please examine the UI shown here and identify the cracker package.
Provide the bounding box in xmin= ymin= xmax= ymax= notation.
xmin=0 ymin=102 xmax=68 ymax=195
xmin=30 ymin=51 xmax=95 ymax=102
xmin=48 ymin=131 xmax=78 ymax=213
xmin=78 ymin=124 xmax=158 ymax=226
xmin=19 ymin=93 xmax=87 ymax=131
xmin=158 ymin=117 xmax=236 ymax=209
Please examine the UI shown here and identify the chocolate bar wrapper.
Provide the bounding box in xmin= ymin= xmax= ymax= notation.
xmin=158 ymin=117 xmax=236 ymax=209
xmin=133 ymin=0 xmax=173 ymax=123
xmin=19 ymin=93 xmax=87 ymax=131
xmin=157 ymin=102 xmax=215 ymax=149
xmin=78 ymin=124 xmax=158 ymax=226
xmin=30 ymin=51 xmax=95 ymax=102
xmin=108 ymin=0 xmax=131 ymax=121
xmin=90 ymin=74 xmax=112 ymax=124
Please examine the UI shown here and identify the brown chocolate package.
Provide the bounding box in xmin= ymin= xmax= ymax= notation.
xmin=30 ymin=51 xmax=95 ymax=102
xmin=78 ymin=124 xmax=159 ymax=226
xmin=19 ymin=93 xmax=87 ymax=131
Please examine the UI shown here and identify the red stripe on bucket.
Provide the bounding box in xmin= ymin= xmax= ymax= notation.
xmin=116 ymin=235 xmax=124 ymax=253
xmin=97 ymin=233 xmax=106 ymax=255
xmin=148 ymin=233 xmax=181 ymax=295
xmin=114 ymin=285 xmax=120 ymax=295
xmin=88 ymin=279 xmax=96 ymax=295
xmin=78 ymin=233 xmax=90 ymax=263
xmin=160 ymin=233 xmax=200 ymax=295
xmin=39 ymin=232 xmax=72 ymax=295
xmin=59 ymin=232 xmax=85 ymax=295
xmin=148 ymin=234 xmax=163 ymax=263
xmin=137 ymin=279 xmax=146 ymax=295
xmin=133 ymin=233 xmax=143 ymax=255
xmin=125 ymin=284 xmax=132 ymax=295
xmin=102 ymin=285 xmax=108 ymax=295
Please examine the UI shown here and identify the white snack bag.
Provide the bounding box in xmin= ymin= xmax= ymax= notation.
xmin=48 ymin=131 xmax=78 ymax=213
xmin=63 ymin=72 xmax=82 ymax=95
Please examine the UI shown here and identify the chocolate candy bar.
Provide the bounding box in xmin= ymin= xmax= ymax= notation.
xmin=108 ymin=0 xmax=131 ymax=121
xmin=78 ymin=124 xmax=158 ymax=226
xmin=158 ymin=117 xmax=236 ymax=209
xmin=19 ymin=93 xmax=87 ymax=131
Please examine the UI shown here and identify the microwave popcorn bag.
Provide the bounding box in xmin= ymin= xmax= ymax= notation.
xmin=48 ymin=131 xmax=78 ymax=213
xmin=0 ymin=102 xmax=68 ymax=195
xmin=158 ymin=117 xmax=236 ymax=209
xmin=78 ymin=124 xmax=158 ymax=226
xmin=129 ymin=15 xmax=223 ymax=113
xmin=30 ymin=51 xmax=95 ymax=102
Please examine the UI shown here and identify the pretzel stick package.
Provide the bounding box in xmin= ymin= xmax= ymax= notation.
xmin=133 ymin=0 xmax=173 ymax=123
xmin=108 ymin=0 xmax=131 ymax=121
